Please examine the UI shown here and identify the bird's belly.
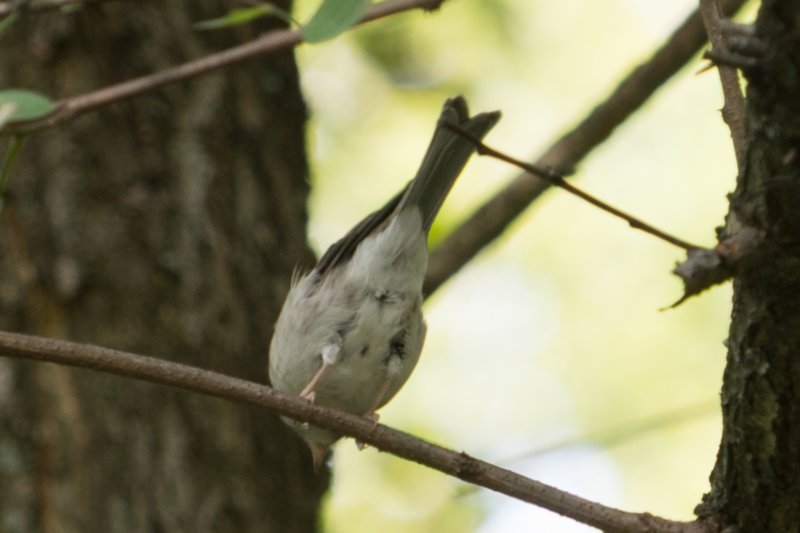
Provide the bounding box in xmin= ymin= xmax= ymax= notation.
xmin=313 ymin=299 xmax=424 ymax=415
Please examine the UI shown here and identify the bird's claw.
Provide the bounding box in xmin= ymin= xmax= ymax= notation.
xmin=299 ymin=388 xmax=316 ymax=402
xmin=354 ymin=412 xmax=380 ymax=451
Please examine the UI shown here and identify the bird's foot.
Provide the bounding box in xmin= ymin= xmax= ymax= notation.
xmin=298 ymin=343 xmax=341 ymax=401
xmin=299 ymin=389 xmax=316 ymax=402
xmin=354 ymin=412 xmax=380 ymax=451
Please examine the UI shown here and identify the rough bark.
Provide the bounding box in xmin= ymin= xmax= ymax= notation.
xmin=697 ymin=0 xmax=800 ymax=530
xmin=0 ymin=1 xmax=324 ymax=532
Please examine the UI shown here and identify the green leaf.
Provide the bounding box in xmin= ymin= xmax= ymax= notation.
xmin=303 ymin=0 xmax=369 ymax=43
xmin=0 ymin=90 xmax=55 ymax=126
xmin=0 ymin=10 xmax=20 ymax=36
xmin=194 ymin=4 xmax=294 ymax=31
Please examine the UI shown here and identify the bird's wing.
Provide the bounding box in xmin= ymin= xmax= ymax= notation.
xmin=315 ymin=184 xmax=408 ymax=277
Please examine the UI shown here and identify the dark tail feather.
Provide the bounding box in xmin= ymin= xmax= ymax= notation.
xmin=315 ymin=97 xmax=499 ymax=275
xmin=397 ymin=96 xmax=501 ymax=232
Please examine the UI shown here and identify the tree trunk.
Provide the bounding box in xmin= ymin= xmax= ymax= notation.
xmin=0 ymin=2 xmax=325 ymax=531
xmin=698 ymin=0 xmax=800 ymax=530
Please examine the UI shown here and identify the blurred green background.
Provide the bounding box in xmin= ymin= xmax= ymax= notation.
xmin=292 ymin=0 xmax=753 ymax=530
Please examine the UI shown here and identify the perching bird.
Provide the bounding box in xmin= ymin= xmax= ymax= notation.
xmin=268 ymin=96 xmax=501 ymax=469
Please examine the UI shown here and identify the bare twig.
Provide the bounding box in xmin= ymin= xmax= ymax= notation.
xmin=670 ymin=224 xmax=762 ymax=306
xmin=456 ymin=400 xmax=717 ymax=498
xmin=501 ymin=400 xmax=717 ymax=465
xmin=444 ymin=123 xmax=703 ymax=252
xmin=0 ymin=330 xmax=708 ymax=533
xmin=0 ymin=0 xmax=445 ymax=134
xmin=699 ymin=0 xmax=748 ymax=171
xmin=424 ymin=0 xmax=749 ymax=296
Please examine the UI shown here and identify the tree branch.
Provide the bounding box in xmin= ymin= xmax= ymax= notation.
xmin=666 ymin=2 xmax=768 ymax=305
xmin=0 ymin=330 xmax=708 ymax=533
xmin=423 ymin=0 xmax=749 ymax=296
xmin=447 ymin=119 xmax=761 ymax=308
xmin=669 ymin=224 xmax=763 ymax=307
xmin=0 ymin=0 xmax=445 ymax=134
xmin=456 ymin=399 xmax=717 ymax=499
xmin=698 ymin=0 xmax=748 ymax=172
xmin=443 ymin=123 xmax=703 ymax=252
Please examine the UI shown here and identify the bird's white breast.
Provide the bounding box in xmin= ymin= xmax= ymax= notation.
xmin=269 ymin=209 xmax=428 ymax=419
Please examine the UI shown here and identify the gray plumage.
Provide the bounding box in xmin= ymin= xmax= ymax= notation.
xmin=268 ymin=96 xmax=500 ymax=469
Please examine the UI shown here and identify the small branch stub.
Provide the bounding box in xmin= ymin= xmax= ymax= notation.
xmin=670 ymin=226 xmax=763 ymax=307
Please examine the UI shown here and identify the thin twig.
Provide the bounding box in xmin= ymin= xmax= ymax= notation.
xmin=0 ymin=0 xmax=444 ymax=134
xmin=456 ymin=400 xmax=717 ymax=498
xmin=423 ymin=0 xmax=749 ymax=296
xmin=0 ymin=330 xmax=707 ymax=533
xmin=699 ymin=0 xmax=748 ymax=172
xmin=444 ymin=123 xmax=703 ymax=251
xmin=501 ymin=400 xmax=717 ymax=465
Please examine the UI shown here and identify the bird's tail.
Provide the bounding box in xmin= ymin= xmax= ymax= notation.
xmin=397 ymin=96 xmax=501 ymax=232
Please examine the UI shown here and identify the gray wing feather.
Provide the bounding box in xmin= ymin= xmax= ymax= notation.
xmin=315 ymin=185 xmax=407 ymax=277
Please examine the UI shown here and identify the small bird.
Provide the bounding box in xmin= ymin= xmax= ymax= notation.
xmin=268 ymin=96 xmax=500 ymax=469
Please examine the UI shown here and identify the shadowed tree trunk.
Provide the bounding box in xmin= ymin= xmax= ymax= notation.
xmin=697 ymin=0 xmax=800 ymax=530
xmin=0 ymin=1 xmax=325 ymax=531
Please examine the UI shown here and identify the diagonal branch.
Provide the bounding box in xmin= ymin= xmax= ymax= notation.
xmin=449 ymin=122 xmax=762 ymax=308
xmin=424 ymin=0 xmax=749 ymax=296
xmin=0 ymin=330 xmax=708 ymax=533
xmin=443 ymin=123 xmax=703 ymax=251
xmin=0 ymin=0 xmax=445 ymax=134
